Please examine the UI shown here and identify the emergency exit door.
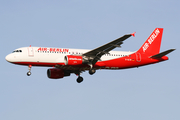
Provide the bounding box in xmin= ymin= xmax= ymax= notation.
xmin=28 ymin=47 xmax=34 ymax=57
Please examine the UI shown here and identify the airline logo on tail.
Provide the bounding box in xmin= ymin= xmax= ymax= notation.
xmin=143 ymin=29 xmax=160 ymax=52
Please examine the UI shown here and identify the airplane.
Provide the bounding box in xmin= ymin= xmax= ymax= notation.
xmin=5 ymin=28 xmax=175 ymax=83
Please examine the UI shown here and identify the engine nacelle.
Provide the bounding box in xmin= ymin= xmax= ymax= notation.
xmin=47 ymin=68 xmax=70 ymax=79
xmin=64 ymin=55 xmax=85 ymax=65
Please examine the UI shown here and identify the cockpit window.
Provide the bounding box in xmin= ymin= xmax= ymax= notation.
xmin=12 ymin=50 xmax=22 ymax=53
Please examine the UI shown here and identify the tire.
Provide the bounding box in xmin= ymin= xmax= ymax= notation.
xmin=77 ymin=77 xmax=83 ymax=83
xmin=27 ymin=71 xmax=31 ymax=76
xmin=89 ymin=69 xmax=96 ymax=75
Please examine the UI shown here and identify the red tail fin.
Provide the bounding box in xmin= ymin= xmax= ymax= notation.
xmin=137 ymin=28 xmax=163 ymax=56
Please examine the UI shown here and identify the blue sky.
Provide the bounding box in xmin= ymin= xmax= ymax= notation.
xmin=0 ymin=0 xmax=179 ymax=120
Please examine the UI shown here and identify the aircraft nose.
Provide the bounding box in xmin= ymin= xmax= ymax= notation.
xmin=5 ymin=54 xmax=13 ymax=62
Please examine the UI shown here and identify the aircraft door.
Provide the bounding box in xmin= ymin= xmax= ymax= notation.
xmin=28 ymin=47 xmax=34 ymax=57
xmin=136 ymin=52 xmax=141 ymax=62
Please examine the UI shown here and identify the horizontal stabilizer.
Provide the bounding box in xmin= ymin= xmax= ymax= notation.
xmin=150 ymin=49 xmax=175 ymax=59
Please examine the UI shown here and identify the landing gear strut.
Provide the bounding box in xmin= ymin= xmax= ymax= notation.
xmin=27 ymin=65 xmax=32 ymax=76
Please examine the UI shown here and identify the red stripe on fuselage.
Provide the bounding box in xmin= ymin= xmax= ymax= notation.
xmin=11 ymin=55 xmax=168 ymax=70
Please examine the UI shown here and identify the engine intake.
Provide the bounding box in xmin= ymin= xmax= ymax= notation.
xmin=47 ymin=68 xmax=70 ymax=79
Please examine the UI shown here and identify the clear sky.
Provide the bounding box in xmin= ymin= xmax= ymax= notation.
xmin=0 ymin=0 xmax=179 ymax=120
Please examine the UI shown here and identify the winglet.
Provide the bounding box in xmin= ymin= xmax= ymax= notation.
xmin=131 ymin=32 xmax=136 ymax=37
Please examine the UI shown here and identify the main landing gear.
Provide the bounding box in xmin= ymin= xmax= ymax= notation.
xmin=27 ymin=65 xmax=32 ymax=76
xmin=76 ymin=76 xmax=83 ymax=83
xmin=76 ymin=68 xmax=96 ymax=83
xmin=75 ymin=71 xmax=84 ymax=83
xmin=89 ymin=68 xmax=96 ymax=75
xmin=88 ymin=64 xmax=96 ymax=75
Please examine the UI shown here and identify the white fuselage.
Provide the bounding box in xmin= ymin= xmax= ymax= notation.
xmin=6 ymin=47 xmax=134 ymax=65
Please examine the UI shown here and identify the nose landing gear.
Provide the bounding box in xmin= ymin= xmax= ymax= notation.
xmin=27 ymin=65 xmax=32 ymax=76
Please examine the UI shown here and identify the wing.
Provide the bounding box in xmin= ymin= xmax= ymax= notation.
xmin=83 ymin=33 xmax=134 ymax=64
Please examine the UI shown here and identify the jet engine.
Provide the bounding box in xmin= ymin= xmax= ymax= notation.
xmin=47 ymin=68 xmax=70 ymax=79
xmin=64 ymin=55 xmax=87 ymax=65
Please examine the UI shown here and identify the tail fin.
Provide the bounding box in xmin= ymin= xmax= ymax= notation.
xmin=137 ymin=28 xmax=163 ymax=56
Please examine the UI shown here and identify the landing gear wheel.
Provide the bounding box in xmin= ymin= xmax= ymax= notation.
xmin=89 ymin=69 xmax=96 ymax=75
xmin=27 ymin=71 xmax=31 ymax=76
xmin=77 ymin=76 xmax=83 ymax=83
